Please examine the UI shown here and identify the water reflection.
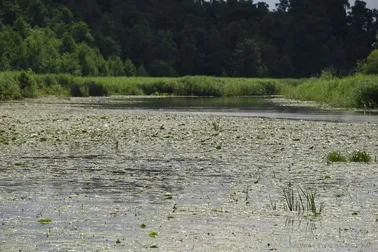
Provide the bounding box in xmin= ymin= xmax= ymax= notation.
xmin=76 ymin=96 xmax=378 ymax=123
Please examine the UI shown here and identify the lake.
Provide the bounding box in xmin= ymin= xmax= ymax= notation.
xmin=1 ymin=97 xmax=378 ymax=251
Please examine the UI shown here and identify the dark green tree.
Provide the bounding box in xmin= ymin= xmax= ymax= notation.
xmin=107 ymin=56 xmax=125 ymax=76
xmin=230 ymin=39 xmax=264 ymax=77
xmin=124 ymin=58 xmax=137 ymax=76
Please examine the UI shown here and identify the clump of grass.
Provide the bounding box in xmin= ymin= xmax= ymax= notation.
xmin=349 ymin=150 xmax=371 ymax=163
xmin=212 ymin=121 xmax=220 ymax=131
xmin=282 ymin=182 xmax=323 ymax=217
xmin=327 ymin=151 xmax=347 ymax=163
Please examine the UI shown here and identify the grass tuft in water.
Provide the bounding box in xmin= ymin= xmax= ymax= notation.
xmin=212 ymin=121 xmax=220 ymax=131
xmin=282 ymin=182 xmax=323 ymax=217
xmin=349 ymin=150 xmax=371 ymax=163
xmin=327 ymin=151 xmax=347 ymax=163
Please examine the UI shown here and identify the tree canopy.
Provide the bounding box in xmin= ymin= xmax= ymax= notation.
xmin=0 ymin=0 xmax=377 ymax=77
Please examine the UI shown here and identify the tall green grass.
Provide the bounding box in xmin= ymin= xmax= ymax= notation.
xmin=1 ymin=72 xmax=302 ymax=100
xmin=282 ymin=74 xmax=378 ymax=108
xmin=74 ymin=76 xmax=292 ymax=97
xmin=2 ymin=71 xmax=378 ymax=110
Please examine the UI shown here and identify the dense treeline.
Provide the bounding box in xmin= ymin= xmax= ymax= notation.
xmin=0 ymin=0 xmax=377 ymax=78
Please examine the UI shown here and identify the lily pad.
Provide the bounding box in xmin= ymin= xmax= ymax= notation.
xmin=149 ymin=232 xmax=158 ymax=238
xmin=38 ymin=218 xmax=52 ymax=224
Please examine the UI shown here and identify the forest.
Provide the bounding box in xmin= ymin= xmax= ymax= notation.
xmin=0 ymin=0 xmax=377 ymax=78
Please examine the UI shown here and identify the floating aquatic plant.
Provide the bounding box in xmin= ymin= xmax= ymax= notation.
xmin=38 ymin=218 xmax=52 ymax=224
xmin=149 ymin=232 xmax=158 ymax=238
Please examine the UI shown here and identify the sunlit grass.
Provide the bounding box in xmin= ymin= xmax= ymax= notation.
xmin=282 ymin=74 xmax=378 ymax=108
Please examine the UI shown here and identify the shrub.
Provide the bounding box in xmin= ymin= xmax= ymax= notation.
xmin=87 ymin=81 xmax=108 ymax=96
xmin=0 ymin=75 xmax=22 ymax=100
xmin=353 ymin=79 xmax=378 ymax=108
xmin=70 ymin=83 xmax=88 ymax=97
xmin=360 ymin=49 xmax=378 ymax=75
xmin=18 ymin=71 xmax=38 ymax=98
xmin=124 ymin=59 xmax=137 ymax=76
xmin=137 ymin=65 xmax=149 ymax=77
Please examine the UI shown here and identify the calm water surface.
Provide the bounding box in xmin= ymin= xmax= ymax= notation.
xmin=2 ymin=97 xmax=378 ymax=251
xmin=86 ymin=96 xmax=378 ymax=123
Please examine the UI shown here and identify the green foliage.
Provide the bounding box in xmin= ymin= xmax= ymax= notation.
xmin=0 ymin=54 xmax=11 ymax=71
xmin=0 ymin=0 xmax=377 ymax=78
xmin=0 ymin=74 xmax=22 ymax=100
xmin=78 ymin=44 xmax=101 ymax=76
xmin=70 ymin=21 xmax=94 ymax=44
xmin=124 ymin=59 xmax=137 ymax=77
xmin=13 ymin=16 xmax=29 ymax=38
xmin=18 ymin=70 xmax=37 ymax=98
xmin=23 ymin=29 xmax=61 ymax=73
xmin=327 ymin=151 xmax=347 ymax=163
xmin=359 ymin=49 xmax=378 ymax=75
xmin=372 ymin=33 xmax=378 ymax=50
xmin=60 ymin=33 xmax=76 ymax=53
xmin=349 ymin=150 xmax=371 ymax=163
xmin=59 ymin=52 xmax=81 ymax=75
xmin=320 ymin=69 xmax=335 ymax=80
xmin=283 ymin=74 xmax=378 ymax=108
xmin=107 ymin=56 xmax=125 ymax=76
xmin=149 ymin=60 xmax=177 ymax=77
xmin=327 ymin=150 xmax=372 ymax=163
xmin=137 ymin=65 xmax=149 ymax=77
xmin=231 ymin=39 xmax=264 ymax=77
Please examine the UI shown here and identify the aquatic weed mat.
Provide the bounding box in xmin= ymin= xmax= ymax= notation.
xmin=1 ymin=99 xmax=378 ymax=251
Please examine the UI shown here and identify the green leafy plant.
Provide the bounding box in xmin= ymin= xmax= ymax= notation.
xmin=18 ymin=70 xmax=38 ymax=98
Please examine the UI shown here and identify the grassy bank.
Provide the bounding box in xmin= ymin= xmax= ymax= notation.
xmin=1 ymin=71 xmax=378 ymax=109
xmin=282 ymin=74 xmax=378 ymax=108
xmin=0 ymin=71 xmax=301 ymax=99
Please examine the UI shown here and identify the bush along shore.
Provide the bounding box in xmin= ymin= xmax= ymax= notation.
xmin=1 ymin=70 xmax=378 ymax=109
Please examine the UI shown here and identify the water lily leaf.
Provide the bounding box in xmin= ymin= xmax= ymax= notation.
xmin=164 ymin=193 xmax=172 ymax=199
xmin=149 ymin=232 xmax=158 ymax=238
xmin=38 ymin=218 xmax=52 ymax=224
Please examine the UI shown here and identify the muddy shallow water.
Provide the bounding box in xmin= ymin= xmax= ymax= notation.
xmin=1 ymin=97 xmax=378 ymax=251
